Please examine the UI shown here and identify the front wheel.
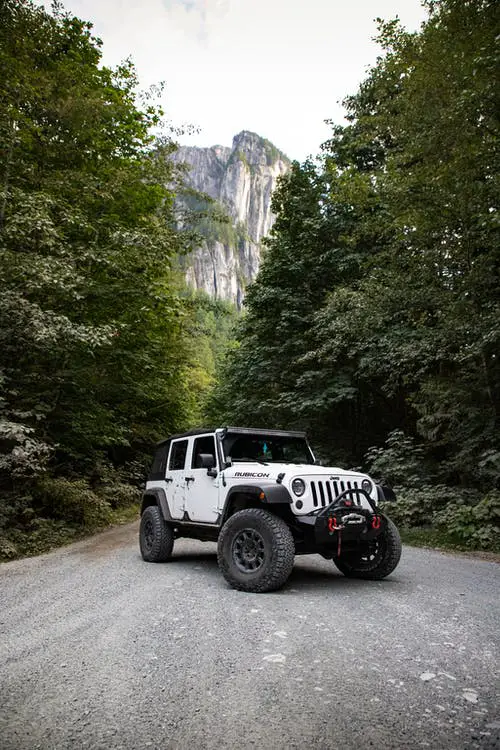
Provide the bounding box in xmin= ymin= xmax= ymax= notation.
xmin=334 ymin=517 xmax=402 ymax=580
xmin=140 ymin=505 xmax=174 ymax=562
xmin=217 ymin=508 xmax=295 ymax=593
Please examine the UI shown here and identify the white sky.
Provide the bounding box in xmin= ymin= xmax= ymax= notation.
xmin=60 ymin=0 xmax=427 ymax=161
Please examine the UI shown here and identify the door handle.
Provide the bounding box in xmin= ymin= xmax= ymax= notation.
xmin=185 ymin=477 xmax=195 ymax=483
xmin=165 ymin=477 xmax=173 ymax=483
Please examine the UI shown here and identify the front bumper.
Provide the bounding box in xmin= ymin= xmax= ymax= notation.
xmin=311 ymin=488 xmax=387 ymax=547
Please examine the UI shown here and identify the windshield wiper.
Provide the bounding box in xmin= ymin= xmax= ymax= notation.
xmin=232 ymin=458 xmax=269 ymax=465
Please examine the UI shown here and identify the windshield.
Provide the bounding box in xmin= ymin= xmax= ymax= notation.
xmin=222 ymin=433 xmax=314 ymax=464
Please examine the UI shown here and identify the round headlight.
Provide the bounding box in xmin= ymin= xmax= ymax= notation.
xmin=292 ymin=478 xmax=306 ymax=497
xmin=361 ymin=478 xmax=373 ymax=495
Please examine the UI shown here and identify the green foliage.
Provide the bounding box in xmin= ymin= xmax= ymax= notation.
xmin=365 ymin=430 xmax=431 ymax=488
xmin=34 ymin=477 xmax=112 ymax=528
xmin=0 ymin=519 xmax=82 ymax=560
xmin=195 ymin=211 xmax=248 ymax=249
xmin=100 ymin=482 xmax=141 ymax=510
xmin=387 ymin=488 xmax=500 ymax=552
xmin=0 ymin=0 xmax=222 ymax=555
xmin=383 ymin=485 xmax=477 ymax=528
xmin=182 ymin=292 xmax=239 ymax=424
xmin=433 ymin=491 xmax=500 ymax=550
xmin=0 ymin=1 xmax=194 ymax=475
xmin=210 ymin=0 xmax=500 ymax=510
xmin=206 ymin=1 xmax=499 ymax=551
xmin=210 ymin=160 xmax=339 ymax=431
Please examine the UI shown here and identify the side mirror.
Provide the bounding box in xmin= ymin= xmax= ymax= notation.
xmin=196 ymin=453 xmax=217 ymax=477
xmin=197 ymin=453 xmax=215 ymax=468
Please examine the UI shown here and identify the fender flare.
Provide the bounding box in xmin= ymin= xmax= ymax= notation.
xmin=221 ymin=482 xmax=293 ymax=524
xmin=227 ymin=483 xmax=293 ymax=504
xmin=141 ymin=488 xmax=173 ymax=521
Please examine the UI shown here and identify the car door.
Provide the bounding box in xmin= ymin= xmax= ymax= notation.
xmin=166 ymin=438 xmax=189 ymax=519
xmin=184 ymin=434 xmax=220 ymax=523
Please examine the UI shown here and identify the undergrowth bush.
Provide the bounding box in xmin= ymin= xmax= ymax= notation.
xmin=34 ymin=477 xmax=112 ymax=529
xmin=382 ymin=487 xmax=500 ymax=552
xmin=367 ymin=431 xmax=500 ymax=552
xmin=365 ymin=430 xmax=432 ymax=488
xmin=100 ymin=482 xmax=141 ymax=509
xmin=0 ymin=476 xmax=141 ymax=560
xmin=434 ymin=491 xmax=500 ymax=551
xmin=384 ymin=485 xmax=479 ymax=528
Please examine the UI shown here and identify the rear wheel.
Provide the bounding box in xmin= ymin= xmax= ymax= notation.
xmin=140 ymin=505 xmax=174 ymax=562
xmin=334 ymin=517 xmax=401 ymax=579
xmin=217 ymin=508 xmax=295 ymax=593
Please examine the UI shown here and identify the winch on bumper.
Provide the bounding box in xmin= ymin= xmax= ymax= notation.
xmin=310 ymin=488 xmax=386 ymax=551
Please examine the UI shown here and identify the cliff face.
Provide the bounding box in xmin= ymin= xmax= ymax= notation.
xmin=173 ymin=131 xmax=290 ymax=306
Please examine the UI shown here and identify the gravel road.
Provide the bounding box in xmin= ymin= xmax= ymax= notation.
xmin=1 ymin=521 xmax=499 ymax=750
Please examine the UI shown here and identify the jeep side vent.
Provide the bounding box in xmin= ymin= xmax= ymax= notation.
xmin=310 ymin=480 xmax=360 ymax=508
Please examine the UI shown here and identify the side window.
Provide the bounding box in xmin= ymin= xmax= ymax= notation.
xmin=191 ymin=435 xmax=217 ymax=469
xmin=168 ymin=439 xmax=188 ymax=471
xmin=150 ymin=444 xmax=169 ymax=479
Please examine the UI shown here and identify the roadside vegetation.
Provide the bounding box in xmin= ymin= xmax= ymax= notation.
xmin=206 ymin=0 xmax=500 ymax=553
xmin=1 ymin=0 xmax=498 ymax=559
xmin=0 ymin=0 xmax=234 ymax=559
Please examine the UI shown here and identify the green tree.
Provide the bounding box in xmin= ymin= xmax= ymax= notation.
xmin=0 ymin=0 xmax=197 ymax=530
xmin=209 ymin=161 xmax=338 ymax=426
xmin=314 ymin=0 xmax=500 ymax=480
xmin=212 ymin=0 xmax=500 ymax=488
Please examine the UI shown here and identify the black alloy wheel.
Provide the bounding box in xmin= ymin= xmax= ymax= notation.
xmin=232 ymin=528 xmax=266 ymax=573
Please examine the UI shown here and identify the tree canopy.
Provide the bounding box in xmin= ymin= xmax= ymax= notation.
xmin=209 ymin=0 xmax=500 ymax=496
xmin=0 ymin=0 xmax=234 ymax=554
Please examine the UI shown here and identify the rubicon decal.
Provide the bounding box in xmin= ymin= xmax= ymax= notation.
xmin=234 ymin=472 xmax=270 ymax=478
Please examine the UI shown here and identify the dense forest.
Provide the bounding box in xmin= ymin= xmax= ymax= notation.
xmin=0 ymin=0 xmax=498 ymax=557
xmin=207 ymin=0 xmax=500 ymax=549
xmin=0 ymin=0 xmax=235 ymax=557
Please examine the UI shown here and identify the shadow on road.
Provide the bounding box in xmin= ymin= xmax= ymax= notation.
xmin=165 ymin=551 xmax=219 ymax=565
xmin=135 ymin=546 xmax=405 ymax=593
xmin=286 ymin=561 xmax=404 ymax=593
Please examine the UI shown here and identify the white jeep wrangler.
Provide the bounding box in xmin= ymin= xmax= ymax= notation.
xmin=140 ymin=427 xmax=401 ymax=592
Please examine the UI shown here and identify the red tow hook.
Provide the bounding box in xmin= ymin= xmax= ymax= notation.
xmin=328 ymin=517 xmax=335 ymax=532
xmin=328 ymin=516 xmax=341 ymax=532
xmin=372 ymin=515 xmax=381 ymax=530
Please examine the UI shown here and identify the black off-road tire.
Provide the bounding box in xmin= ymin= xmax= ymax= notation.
xmin=140 ymin=505 xmax=174 ymax=562
xmin=217 ymin=508 xmax=295 ymax=593
xmin=334 ymin=517 xmax=402 ymax=580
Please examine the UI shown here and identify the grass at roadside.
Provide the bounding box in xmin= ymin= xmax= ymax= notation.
xmin=400 ymin=526 xmax=500 ymax=559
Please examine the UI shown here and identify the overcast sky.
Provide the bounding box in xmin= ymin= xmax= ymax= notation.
xmin=60 ymin=0 xmax=428 ymax=161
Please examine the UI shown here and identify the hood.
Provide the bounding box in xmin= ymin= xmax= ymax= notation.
xmin=223 ymin=462 xmax=370 ymax=482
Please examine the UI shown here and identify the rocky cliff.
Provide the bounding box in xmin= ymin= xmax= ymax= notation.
xmin=173 ymin=131 xmax=290 ymax=306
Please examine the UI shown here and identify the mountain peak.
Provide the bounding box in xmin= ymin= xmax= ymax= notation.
xmin=230 ymin=131 xmax=290 ymax=167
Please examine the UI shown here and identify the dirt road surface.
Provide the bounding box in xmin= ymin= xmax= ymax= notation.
xmin=1 ymin=521 xmax=499 ymax=749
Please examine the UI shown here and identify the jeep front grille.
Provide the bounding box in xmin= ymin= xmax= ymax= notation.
xmin=310 ymin=479 xmax=360 ymax=508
